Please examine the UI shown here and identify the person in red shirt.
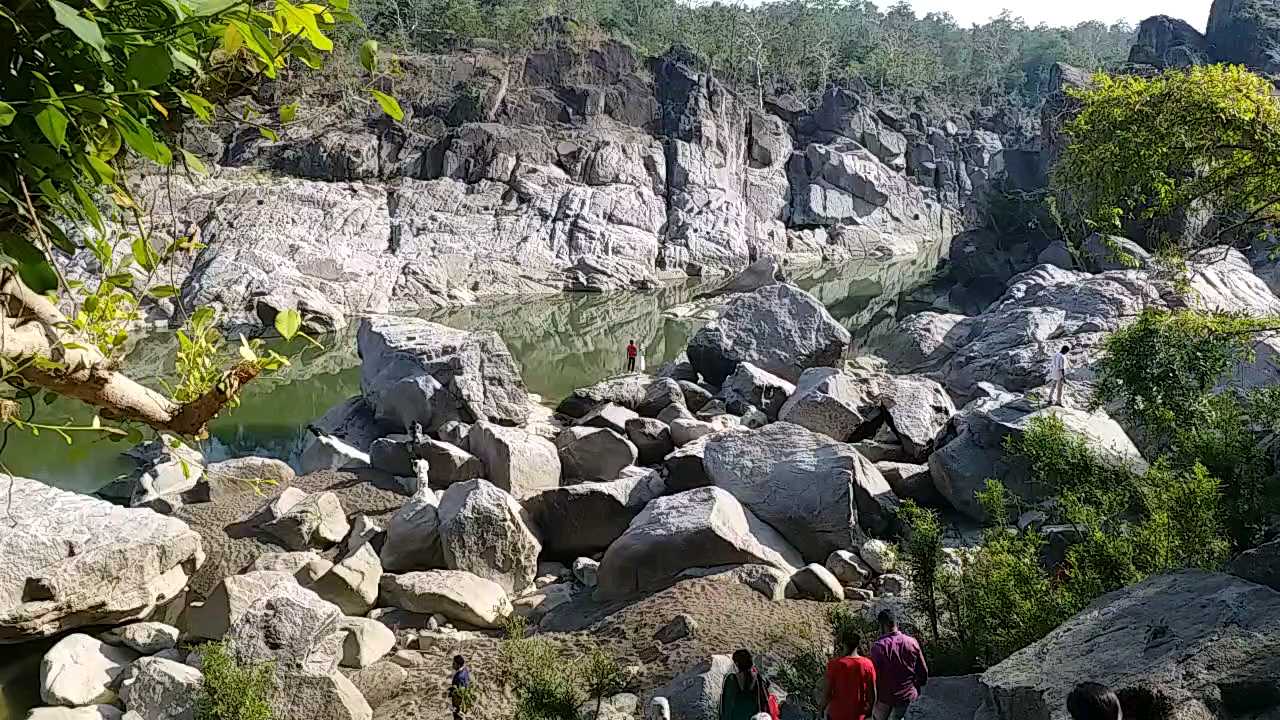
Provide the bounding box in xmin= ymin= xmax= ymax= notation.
xmin=824 ymin=625 xmax=877 ymax=720
xmin=626 ymin=339 xmax=638 ymax=371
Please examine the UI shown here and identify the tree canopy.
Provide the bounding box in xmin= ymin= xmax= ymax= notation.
xmin=1053 ymin=64 xmax=1280 ymax=250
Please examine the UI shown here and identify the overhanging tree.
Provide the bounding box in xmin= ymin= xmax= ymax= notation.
xmin=0 ymin=0 xmax=399 ymax=441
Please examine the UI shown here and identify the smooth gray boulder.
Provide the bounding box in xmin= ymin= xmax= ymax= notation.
xmin=310 ymin=542 xmax=382 ymax=616
xmin=118 ymin=657 xmax=202 ymax=720
xmin=251 ymin=551 xmax=334 ymax=584
xmin=875 ymin=461 xmax=946 ymax=506
xmin=717 ymin=362 xmax=796 ymax=419
xmin=357 ymin=316 xmax=530 ymax=432
xmin=418 ymin=438 xmax=484 ymax=489
xmin=703 ymin=423 xmax=898 ymax=561
xmin=437 ymin=480 xmax=542 ymax=594
xmin=556 ymin=427 xmax=638 ymax=482
xmin=467 ymin=421 xmax=561 ymax=500
xmin=929 ymin=396 xmax=1146 ymax=521
xmin=267 ymin=670 xmax=373 ymax=720
xmin=777 ymin=367 xmax=880 ymax=441
xmin=669 ymin=417 xmax=717 ymax=447
xmin=687 ymin=284 xmax=850 ymax=385
xmin=196 ymin=457 xmax=295 ymax=503
xmin=225 ymin=582 xmax=345 ymax=676
xmin=261 ymin=491 xmax=350 ymax=551
xmin=40 ymin=634 xmax=139 ymax=706
xmin=901 ymin=675 xmax=985 ymax=720
xmin=825 ymin=550 xmax=871 ymax=587
xmin=596 ymin=487 xmax=803 ymax=599
xmin=522 ymin=471 xmax=665 ymax=558
xmin=637 ymin=378 xmax=686 ymax=418
xmin=299 ymin=397 xmax=383 ymax=475
xmin=980 ymin=570 xmax=1280 ymax=720
xmin=25 ymin=706 xmax=123 ymax=720
xmin=879 ymin=374 xmax=955 ymax=461
xmin=0 ymin=475 xmax=204 ymax=642
xmin=786 ymin=563 xmax=845 ymax=602
xmin=378 ymin=571 xmax=512 ymax=628
xmin=99 ymin=622 xmax=179 ymax=655
xmin=185 ymin=570 xmax=297 ymax=641
xmin=651 ymin=655 xmax=734 ymax=720
xmin=556 ymin=374 xmax=652 ymax=418
xmin=342 ymin=661 xmax=406 ymax=710
xmin=237 ymin=486 xmax=306 ymax=532
xmin=663 ymin=434 xmax=715 ymax=492
xmin=578 ymin=402 xmax=640 ymax=435
xmin=626 ymin=417 xmax=675 ymax=465
xmin=1227 ymin=538 xmax=1280 ymax=591
xmin=339 ymin=616 xmax=395 ymax=669
xmin=678 ymin=381 xmax=714 ymax=412
xmin=1081 ymin=233 xmax=1152 ymax=271
xmin=379 ymin=486 xmax=444 ymax=573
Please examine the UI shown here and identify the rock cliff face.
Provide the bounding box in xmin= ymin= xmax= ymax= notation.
xmin=107 ymin=42 xmax=995 ymax=332
xmin=1130 ymin=0 xmax=1280 ymax=74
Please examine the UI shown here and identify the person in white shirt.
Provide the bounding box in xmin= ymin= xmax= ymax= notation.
xmin=1049 ymin=345 xmax=1071 ymax=406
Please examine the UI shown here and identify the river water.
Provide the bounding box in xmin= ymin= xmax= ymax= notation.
xmin=0 ymin=238 xmax=948 ymax=716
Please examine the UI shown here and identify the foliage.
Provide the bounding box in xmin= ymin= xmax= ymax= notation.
xmin=194 ymin=641 xmax=274 ymax=720
xmin=897 ymin=500 xmax=944 ymax=643
xmin=499 ymin=619 xmax=627 ymax=720
xmin=1095 ymin=308 xmax=1280 ymax=548
xmin=1054 ymin=64 xmax=1280 ymax=248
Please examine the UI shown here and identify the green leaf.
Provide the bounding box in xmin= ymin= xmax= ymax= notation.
xmin=181 ymin=149 xmax=207 ymax=174
xmin=274 ymin=308 xmax=302 ymax=340
xmin=0 ymin=233 xmax=58 ymax=294
xmin=42 ymin=391 xmax=59 ymax=405
xmin=126 ymin=45 xmax=174 ymax=88
xmin=126 ymin=426 xmax=144 ymax=444
xmin=87 ymin=155 xmax=116 ymax=182
xmin=360 ymin=39 xmax=378 ymax=72
xmin=176 ymin=91 xmax=214 ymax=122
xmin=72 ymin=184 xmax=104 ymax=235
xmin=117 ymin=113 xmax=172 ymax=165
xmin=191 ymin=306 xmax=215 ymax=327
xmin=131 ymin=235 xmax=156 ymax=271
xmin=191 ymin=0 xmax=242 ymax=16
xmin=106 ymin=272 xmax=135 ymax=288
xmin=258 ymin=126 xmax=279 ymax=142
xmin=35 ymin=106 xmax=69 ymax=149
xmin=368 ymin=89 xmax=403 ymax=122
xmin=279 ymin=102 xmax=298 ymax=124
xmin=0 ymin=102 xmax=15 ymax=127
xmin=47 ymin=0 xmax=107 ymax=59
xmin=148 ymin=284 xmax=178 ymax=298
xmin=170 ymin=48 xmax=202 ymax=75
xmin=238 ymin=334 xmax=258 ymax=362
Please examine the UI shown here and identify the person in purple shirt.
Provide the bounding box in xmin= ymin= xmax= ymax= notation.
xmin=868 ymin=609 xmax=929 ymax=720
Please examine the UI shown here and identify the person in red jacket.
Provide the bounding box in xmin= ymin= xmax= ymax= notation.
xmin=824 ymin=625 xmax=877 ymax=720
xmin=626 ymin=339 xmax=638 ymax=371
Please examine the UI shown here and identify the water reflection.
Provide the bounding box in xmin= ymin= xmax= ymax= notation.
xmin=0 ymin=235 xmax=949 ymax=493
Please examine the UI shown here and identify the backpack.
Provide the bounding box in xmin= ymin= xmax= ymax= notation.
xmin=752 ymin=669 xmax=781 ymax=720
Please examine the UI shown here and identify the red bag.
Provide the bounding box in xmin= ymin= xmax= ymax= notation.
xmin=753 ymin=669 xmax=781 ymax=720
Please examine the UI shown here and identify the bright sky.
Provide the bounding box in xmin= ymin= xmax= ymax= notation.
xmin=871 ymin=0 xmax=1211 ymax=30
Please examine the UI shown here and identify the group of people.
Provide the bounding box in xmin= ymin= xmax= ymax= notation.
xmin=720 ymin=609 xmax=1126 ymax=720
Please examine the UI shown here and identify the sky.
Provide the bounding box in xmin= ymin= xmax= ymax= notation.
xmin=870 ymin=0 xmax=1211 ymax=30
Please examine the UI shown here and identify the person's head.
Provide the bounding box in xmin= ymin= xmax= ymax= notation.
xmin=1066 ymin=682 xmax=1122 ymax=720
xmin=877 ymin=608 xmax=897 ymax=634
xmin=629 ymin=339 xmax=635 ymax=345
xmin=1061 ymin=344 xmax=1072 ymax=354
xmin=835 ymin=625 xmax=862 ymax=656
xmin=453 ymin=655 xmax=466 ymax=670
xmin=731 ymin=649 xmax=754 ymax=675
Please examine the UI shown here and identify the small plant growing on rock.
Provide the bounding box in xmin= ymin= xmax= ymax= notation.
xmin=194 ymin=641 xmax=275 ymax=720
xmin=579 ymin=647 xmax=626 ymax=720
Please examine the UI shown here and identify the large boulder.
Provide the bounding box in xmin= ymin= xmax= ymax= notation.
xmin=716 ymin=362 xmax=796 ymax=419
xmin=596 ymin=487 xmax=803 ymax=599
xmin=0 ymin=475 xmax=204 ymax=642
xmin=417 ymin=438 xmax=485 ymax=489
xmin=650 ymin=655 xmax=734 ymax=720
xmin=929 ymin=396 xmax=1146 ymax=521
xmin=26 ymin=706 xmax=123 ymax=719
xmin=467 ymin=421 xmax=561 ymax=499
xmin=378 ymin=570 xmax=512 ymax=628
xmin=118 ymin=657 xmax=203 ymax=720
xmin=776 ymin=367 xmax=880 ymax=441
xmin=40 ymin=634 xmax=139 ymax=706
xmin=556 ymin=374 xmax=652 ymax=418
xmin=687 ymin=284 xmax=851 ymax=385
xmin=878 ymin=374 xmax=956 ymax=461
xmin=99 ymin=622 xmax=180 ymax=655
xmin=625 ymin=417 xmax=675 ymax=465
xmin=185 ymin=570 xmax=297 ymax=640
xmin=299 ymin=397 xmax=384 ymax=475
xmin=437 ymin=480 xmax=542 ymax=594
xmin=379 ymin=486 xmax=445 ymax=573
xmin=357 ymin=316 xmax=530 ymax=433
xmin=702 ymin=423 xmax=898 ymax=561
xmin=1227 ymin=538 xmax=1280 ymax=591
xmin=225 ymin=582 xmax=345 ymax=676
xmin=522 ymin=471 xmax=666 ymax=558
xmin=266 ymin=670 xmax=373 ymax=720
xmin=261 ymin=491 xmax=350 ymax=551
xmin=197 ymin=457 xmax=296 ymax=503
xmin=979 ymin=570 xmax=1280 ymax=720
xmin=310 ymin=542 xmax=383 ymax=616
xmin=339 ymin=616 xmax=396 ymax=669
xmin=1207 ymin=0 xmax=1280 ymax=75
xmin=556 ymin=427 xmax=638 ymax=482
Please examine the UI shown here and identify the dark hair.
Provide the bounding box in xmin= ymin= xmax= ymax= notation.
xmin=731 ymin=649 xmax=753 ymax=672
xmin=1067 ymin=682 xmax=1121 ymax=720
xmin=836 ymin=626 xmax=862 ymax=654
xmin=876 ymin=609 xmax=897 ymax=628
xmin=1061 ymin=345 xmax=1072 ymax=353
xmin=453 ymin=655 xmax=466 ymax=668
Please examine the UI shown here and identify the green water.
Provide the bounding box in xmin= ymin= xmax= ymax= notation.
xmin=0 ymin=241 xmax=949 ymax=718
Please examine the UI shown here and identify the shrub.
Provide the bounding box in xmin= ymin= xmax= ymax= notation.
xmin=194 ymin=642 xmax=274 ymax=720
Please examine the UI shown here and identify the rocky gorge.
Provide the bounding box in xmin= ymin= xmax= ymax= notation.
xmin=6 ymin=0 xmax=1280 ymax=718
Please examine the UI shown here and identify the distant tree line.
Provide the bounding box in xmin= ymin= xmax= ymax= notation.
xmin=345 ymin=0 xmax=1135 ymax=110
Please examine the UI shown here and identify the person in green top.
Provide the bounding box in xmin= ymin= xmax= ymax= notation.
xmin=720 ymin=649 xmax=771 ymax=720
